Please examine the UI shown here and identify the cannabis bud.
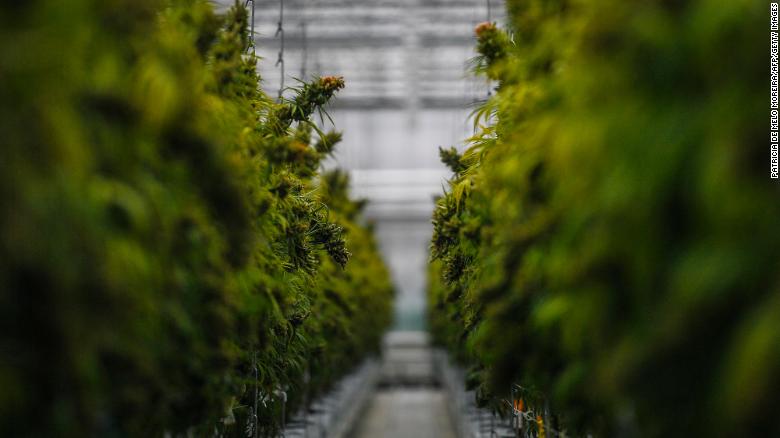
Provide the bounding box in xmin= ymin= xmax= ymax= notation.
xmin=310 ymin=220 xmax=351 ymax=268
xmin=319 ymin=75 xmax=345 ymax=92
xmin=271 ymin=76 xmax=346 ymax=130
xmin=473 ymin=21 xmax=508 ymax=79
xmin=315 ymin=131 xmax=343 ymax=155
xmin=439 ymin=146 xmax=466 ymax=175
xmin=474 ymin=21 xmax=496 ymax=38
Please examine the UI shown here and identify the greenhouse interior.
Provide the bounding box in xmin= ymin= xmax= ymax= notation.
xmin=1 ymin=0 xmax=776 ymax=437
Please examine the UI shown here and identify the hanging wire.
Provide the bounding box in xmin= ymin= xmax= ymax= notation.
xmin=311 ymin=0 xmax=321 ymax=77
xmin=244 ymin=0 xmax=256 ymax=54
xmin=485 ymin=0 xmax=492 ymax=98
xmin=505 ymin=384 xmax=566 ymax=438
xmin=300 ymin=18 xmax=308 ymax=78
xmin=252 ymin=350 xmax=258 ymax=438
xmin=504 ymin=400 xmax=562 ymax=438
xmin=275 ymin=0 xmax=286 ymax=98
xmin=468 ymin=0 xmax=479 ymax=110
xmin=297 ymin=0 xmax=308 ymax=79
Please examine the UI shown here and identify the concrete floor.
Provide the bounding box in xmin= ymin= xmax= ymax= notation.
xmin=350 ymin=387 xmax=456 ymax=438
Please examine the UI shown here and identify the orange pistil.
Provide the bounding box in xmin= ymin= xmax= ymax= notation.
xmin=475 ymin=21 xmax=496 ymax=38
xmin=320 ymin=75 xmax=345 ymax=91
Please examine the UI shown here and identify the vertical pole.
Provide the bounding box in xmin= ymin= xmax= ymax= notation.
xmin=544 ymin=401 xmax=551 ymax=438
xmin=253 ymin=350 xmax=258 ymax=438
xmin=276 ymin=0 xmax=285 ymax=98
xmin=245 ymin=0 xmax=256 ymax=54
xmin=485 ymin=0 xmax=492 ymax=98
xmin=281 ymin=393 xmax=286 ymax=437
xmin=300 ymin=0 xmax=308 ymax=78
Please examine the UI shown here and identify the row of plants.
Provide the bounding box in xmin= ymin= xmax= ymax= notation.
xmin=0 ymin=0 xmax=393 ymax=436
xmin=429 ymin=0 xmax=777 ymax=436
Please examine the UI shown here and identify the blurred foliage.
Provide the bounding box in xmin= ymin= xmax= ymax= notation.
xmin=0 ymin=0 xmax=393 ymax=436
xmin=429 ymin=0 xmax=778 ymax=436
